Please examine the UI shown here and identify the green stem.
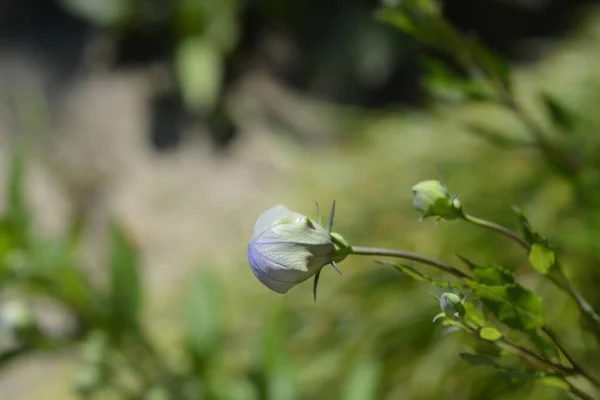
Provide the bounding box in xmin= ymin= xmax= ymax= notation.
xmin=543 ymin=326 xmax=600 ymax=389
xmin=463 ymin=213 xmax=530 ymax=250
xmin=349 ymin=246 xmax=469 ymax=279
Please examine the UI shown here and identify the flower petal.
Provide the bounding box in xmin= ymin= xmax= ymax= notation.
xmin=251 ymin=205 xmax=303 ymax=240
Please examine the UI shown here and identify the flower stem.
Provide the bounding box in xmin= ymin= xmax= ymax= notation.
xmin=462 ymin=213 xmax=530 ymax=250
xmin=349 ymin=246 xmax=469 ymax=279
xmin=542 ymin=326 xmax=600 ymax=389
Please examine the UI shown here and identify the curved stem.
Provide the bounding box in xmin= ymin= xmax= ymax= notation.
xmin=463 ymin=213 xmax=530 ymax=250
xmin=349 ymin=246 xmax=469 ymax=279
xmin=543 ymin=327 xmax=600 ymax=389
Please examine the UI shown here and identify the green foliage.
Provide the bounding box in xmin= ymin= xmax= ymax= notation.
xmin=108 ymin=223 xmax=142 ymax=335
xmin=183 ymin=270 xmax=223 ymax=362
xmin=528 ymin=243 xmax=556 ymax=275
xmin=480 ymin=327 xmax=503 ymax=341
xmin=465 ymin=280 xmax=545 ymax=332
xmin=341 ymin=354 xmax=381 ymax=400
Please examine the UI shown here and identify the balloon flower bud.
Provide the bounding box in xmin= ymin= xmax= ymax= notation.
xmin=248 ymin=204 xmax=350 ymax=294
xmin=411 ymin=180 xmax=463 ymax=220
xmin=439 ymin=292 xmax=465 ymax=318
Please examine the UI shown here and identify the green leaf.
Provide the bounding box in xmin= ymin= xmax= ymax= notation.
xmin=376 ymin=261 xmax=463 ymax=289
xmin=460 ymin=352 xmax=498 ymax=367
xmin=108 ymin=223 xmax=141 ymax=334
xmin=260 ymin=308 xmax=298 ymax=400
xmin=541 ymin=93 xmax=576 ymax=133
xmin=510 ymin=206 xmax=545 ymax=246
xmin=5 ymin=149 xmax=29 ymax=244
xmin=528 ymin=243 xmax=556 ymax=275
xmin=465 ymin=123 xmax=533 ymax=149
xmin=537 ymin=376 xmax=569 ymax=390
xmin=463 ymin=302 xmax=488 ymax=328
xmin=457 ymin=255 xmax=514 ymax=285
xmin=183 ymin=270 xmax=222 ymax=361
xmin=527 ymin=330 xmax=559 ymax=360
xmin=466 ymin=280 xmax=545 ymax=331
xmin=176 ymin=37 xmax=223 ymax=115
xmin=479 ymin=327 xmax=502 ymax=341
xmin=342 ymin=354 xmax=381 ymax=400
xmin=461 ymin=353 xmax=568 ymax=389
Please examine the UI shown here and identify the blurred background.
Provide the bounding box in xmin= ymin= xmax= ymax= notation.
xmin=1 ymin=0 xmax=600 ymax=399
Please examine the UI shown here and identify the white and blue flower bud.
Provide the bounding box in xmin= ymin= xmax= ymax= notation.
xmin=248 ymin=205 xmax=350 ymax=294
xmin=411 ymin=180 xmax=463 ymax=220
xmin=439 ymin=292 xmax=465 ymax=318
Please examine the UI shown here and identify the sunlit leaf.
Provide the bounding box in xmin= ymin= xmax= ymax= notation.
xmin=480 ymin=327 xmax=502 ymax=341
xmin=528 ymin=243 xmax=556 ymax=275
xmin=466 ymin=280 xmax=545 ymax=331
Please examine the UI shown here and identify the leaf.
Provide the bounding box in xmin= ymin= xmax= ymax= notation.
xmin=108 ymin=223 xmax=141 ymax=334
xmin=541 ymin=93 xmax=576 ymax=133
xmin=5 ymin=149 xmax=29 ymax=244
xmin=511 ymin=206 xmax=545 ymax=245
xmin=461 ymin=353 xmax=568 ymax=389
xmin=466 ymin=123 xmax=533 ymax=149
xmin=527 ymin=330 xmax=559 ymax=360
xmin=463 ymin=302 xmax=488 ymax=328
xmin=176 ymin=37 xmax=223 ymax=115
xmin=480 ymin=327 xmax=502 ymax=341
xmin=537 ymin=376 xmax=569 ymax=390
xmin=457 ymin=254 xmax=514 ymax=285
xmin=183 ymin=270 xmax=223 ymax=361
xmin=342 ymin=354 xmax=381 ymax=400
xmin=460 ymin=352 xmax=498 ymax=367
xmin=528 ymin=243 xmax=556 ymax=275
xmin=376 ymin=261 xmax=463 ymax=289
xmin=466 ymin=280 xmax=545 ymax=331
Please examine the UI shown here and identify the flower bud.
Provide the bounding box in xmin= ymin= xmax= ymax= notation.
xmin=439 ymin=292 xmax=465 ymax=318
xmin=411 ymin=180 xmax=463 ymax=220
xmin=248 ymin=205 xmax=350 ymax=294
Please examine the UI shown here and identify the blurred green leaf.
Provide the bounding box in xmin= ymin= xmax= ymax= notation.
xmin=528 ymin=243 xmax=556 ymax=275
xmin=511 ymin=206 xmax=545 ymax=246
xmin=342 ymin=354 xmax=381 ymax=400
xmin=5 ymin=148 xmax=29 ymax=244
xmin=183 ymin=270 xmax=222 ymax=361
xmin=466 ymin=123 xmax=533 ymax=149
xmin=176 ymin=36 xmax=223 ymax=115
xmin=527 ymin=330 xmax=559 ymax=360
xmin=457 ymin=255 xmax=515 ymax=285
xmin=260 ymin=308 xmax=298 ymax=400
xmin=376 ymin=261 xmax=463 ymax=289
xmin=466 ymin=280 xmax=545 ymax=331
xmin=460 ymin=352 xmax=498 ymax=367
xmin=108 ymin=223 xmax=141 ymax=333
xmin=463 ymin=302 xmax=488 ymax=328
xmin=480 ymin=327 xmax=503 ymax=341
xmin=541 ymin=93 xmax=577 ymax=133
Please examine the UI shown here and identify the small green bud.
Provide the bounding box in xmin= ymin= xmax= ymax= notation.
xmin=439 ymin=292 xmax=465 ymax=318
xmin=411 ymin=180 xmax=463 ymax=220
